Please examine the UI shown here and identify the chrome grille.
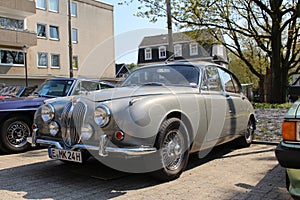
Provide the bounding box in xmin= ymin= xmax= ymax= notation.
xmin=61 ymin=101 xmax=86 ymax=147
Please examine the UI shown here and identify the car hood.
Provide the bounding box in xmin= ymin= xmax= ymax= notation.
xmin=76 ymin=86 xmax=199 ymax=103
xmin=0 ymin=96 xmax=48 ymax=110
xmin=285 ymin=99 xmax=300 ymax=118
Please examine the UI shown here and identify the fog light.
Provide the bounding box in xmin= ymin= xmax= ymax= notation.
xmin=115 ymin=131 xmax=125 ymax=141
xmin=49 ymin=121 xmax=60 ymax=136
xmin=81 ymin=124 xmax=94 ymax=140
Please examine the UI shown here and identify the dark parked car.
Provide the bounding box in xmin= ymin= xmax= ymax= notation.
xmin=0 ymin=85 xmax=37 ymax=99
xmin=29 ymin=62 xmax=256 ymax=181
xmin=0 ymin=78 xmax=114 ymax=153
xmin=275 ymin=98 xmax=300 ymax=198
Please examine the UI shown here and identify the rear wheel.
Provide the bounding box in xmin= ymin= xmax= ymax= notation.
xmin=0 ymin=116 xmax=32 ymax=153
xmin=152 ymin=118 xmax=189 ymax=181
xmin=239 ymin=118 xmax=255 ymax=148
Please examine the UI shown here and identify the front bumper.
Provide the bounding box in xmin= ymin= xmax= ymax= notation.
xmin=275 ymin=141 xmax=300 ymax=169
xmin=27 ymin=128 xmax=157 ymax=157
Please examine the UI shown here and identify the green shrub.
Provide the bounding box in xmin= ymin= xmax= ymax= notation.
xmin=253 ymin=103 xmax=292 ymax=109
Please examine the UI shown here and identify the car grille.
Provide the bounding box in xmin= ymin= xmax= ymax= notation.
xmin=61 ymin=101 xmax=86 ymax=147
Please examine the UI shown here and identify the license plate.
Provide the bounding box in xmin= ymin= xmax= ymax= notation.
xmin=49 ymin=148 xmax=82 ymax=163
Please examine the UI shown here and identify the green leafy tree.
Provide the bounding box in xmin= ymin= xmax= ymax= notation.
xmin=121 ymin=0 xmax=300 ymax=103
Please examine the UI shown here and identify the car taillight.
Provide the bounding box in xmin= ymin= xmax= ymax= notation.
xmin=282 ymin=121 xmax=297 ymax=141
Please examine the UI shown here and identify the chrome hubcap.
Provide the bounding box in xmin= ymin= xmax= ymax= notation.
xmin=162 ymin=130 xmax=184 ymax=171
xmin=246 ymin=120 xmax=254 ymax=142
xmin=7 ymin=121 xmax=29 ymax=148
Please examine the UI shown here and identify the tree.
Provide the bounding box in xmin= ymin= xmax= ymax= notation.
xmin=121 ymin=0 xmax=300 ymax=103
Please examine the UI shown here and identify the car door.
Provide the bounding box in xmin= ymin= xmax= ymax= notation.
xmin=201 ymin=66 xmax=230 ymax=144
xmin=218 ymin=68 xmax=247 ymax=136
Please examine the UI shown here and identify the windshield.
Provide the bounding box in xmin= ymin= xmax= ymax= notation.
xmin=122 ymin=65 xmax=200 ymax=87
xmin=34 ymin=80 xmax=74 ymax=97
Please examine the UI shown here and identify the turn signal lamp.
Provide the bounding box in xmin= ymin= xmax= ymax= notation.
xmin=282 ymin=121 xmax=297 ymax=141
xmin=115 ymin=131 xmax=125 ymax=141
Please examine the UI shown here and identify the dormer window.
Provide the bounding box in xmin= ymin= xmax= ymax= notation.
xmin=145 ymin=48 xmax=152 ymax=60
xmin=190 ymin=43 xmax=198 ymax=56
xmin=174 ymin=44 xmax=182 ymax=57
xmin=159 ymin=46 xmax=167 ymax=59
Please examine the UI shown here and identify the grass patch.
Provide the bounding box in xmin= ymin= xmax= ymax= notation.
xmin=253 ymin=102 xmax=292 ymax=109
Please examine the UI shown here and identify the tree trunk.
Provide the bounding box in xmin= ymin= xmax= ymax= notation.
xmin=269 ymin=0 xmax=286 ymax=103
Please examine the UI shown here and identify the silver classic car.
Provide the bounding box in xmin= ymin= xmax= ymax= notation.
xmin=28 ymin=62 xmax=256 ymax=181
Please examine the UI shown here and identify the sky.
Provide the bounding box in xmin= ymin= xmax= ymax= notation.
xmin=99 ymin=0 xmax=168 ymax=64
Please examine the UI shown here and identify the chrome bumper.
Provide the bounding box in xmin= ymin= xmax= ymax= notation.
xmin=27 ymin=129 xmax=157 ymax=157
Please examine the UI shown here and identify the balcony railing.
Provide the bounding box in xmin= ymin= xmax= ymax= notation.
xmin=0 ymin=0 xmax=36 ymax=18
xmin=0 ymin=27 xmax=37 ymax=47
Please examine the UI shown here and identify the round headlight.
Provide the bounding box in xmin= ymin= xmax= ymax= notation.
xmin=94 ymin=104 xmax=111 ymax=127
xmin=49 ymin=121 xmax=60 ymax=136
xmin=81 ymin=124 xmax=94 ymax=140
xmin=41 ymin=104 xmax=55 ymax=122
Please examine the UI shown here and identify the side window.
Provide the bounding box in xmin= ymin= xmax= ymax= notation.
xmin=219 ymin=68 xmax=241 ymax=93
xmin=231 ymin=75 xmax=241 ymax=93
xmin=218 ymin=69 xmax=235 ymax=93
xmin=205 ymin=66 xmax=222 ymax=91
xmin=100 ymin=83 xmax=114 ymax=89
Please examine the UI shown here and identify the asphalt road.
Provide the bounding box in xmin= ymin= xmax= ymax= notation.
xmin=0 ymin=143 xmax=293 ymax=200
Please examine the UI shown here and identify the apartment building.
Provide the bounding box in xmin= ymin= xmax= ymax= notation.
xmin=0 ymin=0 xmax=115 ymax=86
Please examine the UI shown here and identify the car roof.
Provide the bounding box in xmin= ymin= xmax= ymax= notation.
xmin=137 ymin=61 xmax=221 ymax=71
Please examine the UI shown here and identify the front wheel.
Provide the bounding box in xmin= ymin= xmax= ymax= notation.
xmin=0 ymin=116 xmax=32 ymax=153
xmin=152 ymin=118 xmax=190 ymax=181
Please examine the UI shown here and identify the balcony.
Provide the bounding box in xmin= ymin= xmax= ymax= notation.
xmin=0 ymin=28 xmax=37 ymax=47
xmin=0 ymin=0 xmax=36 ymax=18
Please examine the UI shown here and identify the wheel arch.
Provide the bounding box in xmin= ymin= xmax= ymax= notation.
xmin=0 ymin=111 xmax=34 ymax=127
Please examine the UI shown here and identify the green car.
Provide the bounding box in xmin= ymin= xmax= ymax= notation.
xmin=275 ymin=98 xmax=300 ymax=197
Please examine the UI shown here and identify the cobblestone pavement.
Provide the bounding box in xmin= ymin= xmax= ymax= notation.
xmin=0 ymin=143 xmax=293 ymax=200
xmin=254 ymin=108 xmax=287 ymax=143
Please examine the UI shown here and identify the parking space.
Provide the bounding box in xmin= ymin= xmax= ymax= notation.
xmin=0 ymin=144 xmax=293 ymax=200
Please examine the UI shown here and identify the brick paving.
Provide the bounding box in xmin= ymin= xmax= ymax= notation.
xmin=0 ymin=144 xmax=293 ymax=200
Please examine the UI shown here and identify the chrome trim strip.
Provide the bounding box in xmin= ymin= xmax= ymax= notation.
xmin=0 ymin=108 xmax=38 ymax=112
xmin=281 ymin=141 xmax=300 ymax=149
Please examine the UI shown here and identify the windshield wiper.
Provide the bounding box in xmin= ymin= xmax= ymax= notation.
xmin=142 ymin=82 xmax=165 ymax=86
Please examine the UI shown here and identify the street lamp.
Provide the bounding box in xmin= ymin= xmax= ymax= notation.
xmin=22 ymin=45 xmax=29 ymax=87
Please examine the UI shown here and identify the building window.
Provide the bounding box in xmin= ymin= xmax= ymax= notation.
xmin=49 ymin=0 xmax=59 ymax=13
xmin=49 ymin=25 xmax=59 ymax=40
xmin=71 ymin=2 xmax=77 ymax=17
xmin=72 ymin=56 xmax=78 ymax=70
xmin=0 ymin=17 xmax=24 ymax=30
xmin=37 ymin=52 xmax=48 ymax=68
xmin=36 ymin=0 xmax=46 ymax=10
xmin=145 ymin=48 xmax=152 ymax=60
xmin=174 ymin=44 xmax=182 ymax=57
xmin=72 ymin=28 xmax=78 ymax=43
xmin=190 ymin=43 xmax=198 ymax=56
xmin=0 ymin=50 xmax=24 ymax=66
xmin=159 ymin=46 xmax=167 ymax=59
xmin=37 ymin=23 xmax=46 ymax=38
xmin=51 ymin=54 xmax=60 ymax=68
